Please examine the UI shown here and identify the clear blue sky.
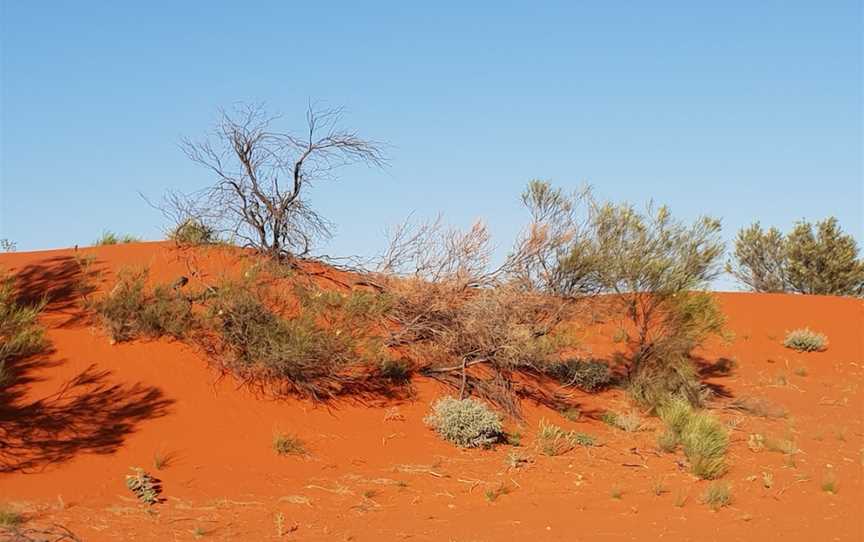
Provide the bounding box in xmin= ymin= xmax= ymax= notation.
xmin=1 ymin=1 xmax=861 ymax=286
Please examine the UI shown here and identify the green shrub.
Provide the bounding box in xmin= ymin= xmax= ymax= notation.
xmin=680 ymin=412 xmax=729 ymax=479
xmin=657 ymin=397 xmax=729 ymax=479
xmin=379 ymin=358 xmax=411 ymax=382
xmin=95 ymin=231 xmax=140 ymax=246
xmin=125 ymin=467 xmax=161 ymax=505
xmin=702 ymin=481 xmax=731 ymax=510
xmin=0 ymin=272 xmax=47 ymax=387
xmin=424 ymin=396 xmax=503 ymax=448
xmin=601 ymin=410 xmax=642 ymax=432
xmin=535 ymin=419 xmax=595 ymax=456
xmin=95 ymin=268 xmax=193 ymax=342
xmin=546 ymin=358 xmax=613 ymax=391
xmin=273 ymin=433 xmax=305 ymax=455
xmin=169 ymin=219 xmax=217 ymax=245
xmin=783 ymin=328 xmax=828 ymax=352
xmin=0 ymin=506 xmax=23 ymax=527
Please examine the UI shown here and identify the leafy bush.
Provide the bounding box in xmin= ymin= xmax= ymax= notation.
xmin=273 ymin=433 xmax=305 ymax=455
xmin=169 ymin=218 xmax=217 ymax=245
xmin=658 ymin=397 xmax=728 ymax=479
xmin=546 ymin=358 xmax=613 ymax=391
xmin=0 ymin=272 xmax=47 ymax=387
xmin=783 ymin=328 xmax=828 ymax=352
xmin=535 ymin=418 xmax=595 ymax=456
xmin=125 ymin=468 xmax=161 ymax=505
xmin=95 ymin=268 xmax=193 ymax=342
xmin=0 ymin=506 xmax=23 ymax=528
xmin=729 ymin=217 xmax=864 ymax=296
xmin=702 ymin=481 xmax=731 ymax=510
xmin=424 ymin=396 xmax=503 ymax=448
xmin=95 ymin=231 xmax=140 ymax=246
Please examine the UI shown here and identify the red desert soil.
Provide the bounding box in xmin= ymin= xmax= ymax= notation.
xmin=1 ymin=243 xmax=862 ymax=541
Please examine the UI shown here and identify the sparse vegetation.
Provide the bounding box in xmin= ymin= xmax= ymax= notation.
xmin=125 ymin=468 xmax=161 ymax=505
xmin=535 ymin=419 xmax=595 ymax=456
xmin=729 ymin=396 xmax=788 ymax=418
xmin=822 ymin=472 xmax=838 ymax=494
xmin=783 ymin=328 xmax=828 ymax=352
xmin=601 ymin=410 xmax=643 ymax=432
xmin=702 ymin=481 xmax=731 ymax=510
xmin=546 ymin=358 xmax=613 ymax=391
xmin=424 ymin=396 xmax=503 ymax=448
xmin=0 ymin=239 xmax=16 ymax=252
xmin=0 ymin=507 xmax=23 ymax=527
xmin=484 ymin=483 xmax=511 ymax=502
xmin=273 ymin=433 xmax=305 ymax=456
xmin=169 ymin=218 xmax=217 ymax=245
xmin=657 ymin=397 xmax=728 ymax=479
xmin=95 ymin=231 xmax=140 ymax=246
xmin=728 ymin=217 xmax=864 ymax=296
xmin=0 ymin=271 xmax=47 ymax=388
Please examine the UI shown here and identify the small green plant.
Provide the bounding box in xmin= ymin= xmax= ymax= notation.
xmin=657 ymin=430 xmax=678 ymax=453
xmin=657 ymin=397 xmax=729 ymax=479
xmin=559 ymin=407 xmax=582 ymax=422
xmin=484 ymin=483 xmax=511 ymax=502
xmin=192 ymin=526 xmax=208 ymax=538
xmin=125 ymin=467 xmax=161 ymax=505
xmin=505 ymin=431 xmax=523 ymax=446
xmin=651 ymin=477 xmax=667 ymax=496
xmin=610 ymin=486 xmax=623 ymax=499
xmin=153 ymin=451 xmax=172 ymax=470
xmin=424 ymin=396 xmax=503 ymax=448
xmin=273 ymin=433 xmax=305 ymax=456
xmin=673 ymin=490 xmax=688 ymax=508
xmin=0 ymin=507 xmax=23 ymax=527
xmin=783 ymin=328 xmax=828 ymax=352
xmin=821 ymin=472 xmax=838 ymax=494
xmin=0 ymin=271 xmax=48 ymax=388
xmin=601 ymin=410 xmax=642 ymax=432
xmin=95 ymin=231 xmax=140 ymax=246
xmin=546 ymin=358 xmax=613 ymax=391
xmin=535 ymin=419 xmax=594 ymax=456
xmin=379 ymin=358 xmax=411 ymax=382
xmin=506 ymin=451 xmax=530 ymax=469
xmin=169 ymin=218 xmax=217 ymax=245
xmin=702 ymin=481 xmax=731 ymax=510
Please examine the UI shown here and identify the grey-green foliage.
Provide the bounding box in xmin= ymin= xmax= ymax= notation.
xmin=0 ymin=272 xmax=47 ymax=387
xmin=783 ymin=328 xmax=828 ymax=352
xmin=546 ymin=358 xmax=613 ymax=391
xmin=424 ymin=396 xmax=503 ymax=448
xmin=657 ymin=397 xmax=729 ymax=479
xmin=728 ymin=218 xmax=864 ymax=296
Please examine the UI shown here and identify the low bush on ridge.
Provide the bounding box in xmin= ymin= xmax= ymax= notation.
xmin=546 ymin=358 xmax=613 ymax=391
xmin=783 ymin=328 xmax=828 ymax=352
xmin=169 ymin=218 xmax=217 ymax=246
xmin=424 ymin=396 xmax=503 ymax=448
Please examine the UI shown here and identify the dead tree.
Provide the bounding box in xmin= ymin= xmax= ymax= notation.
xmin=171 ymin=103 xmax=386 ymax=259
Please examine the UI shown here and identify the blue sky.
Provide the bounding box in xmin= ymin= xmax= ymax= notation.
xmin=1 ymin=1 xmax=861 ymax=288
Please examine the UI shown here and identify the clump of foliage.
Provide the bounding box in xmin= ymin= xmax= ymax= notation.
xmin=203 ymin=279 xmax=390 ymax=400
xmin=95 ymin=231 xmax=140 ymax=246
xmin=0 ymin=272 xmax=47 ymax=387
xmin=424 ymin=396 xmax=503 ymax=448
xmin=125 ymin=467 xmax=161 ymax=505
xmin=601 ymin=410 xmax=643 ymax=432
xmin=728 ymin=218 xmax=864 ymax=296
xmin=273 ymin=433 xmax=305 ymax=455
xmin=546 ymin=358 xmax=613 ymax=391
xmin=783 ymin=328 xmax=828 ymax=352
xmin=702 ymin=481 xmax=731 ymax=510
xmin=0 ymin=506 xmax=23 ymax=528
xmin=169 ymin=218 xmax=217 ymax=246
xmin=94 ymin=268 xmax=193 ymax=342
xmin=535 ymin=418 xmax=595 ymax=456
xmin=657 ymin=397 xmax=729 ymax=479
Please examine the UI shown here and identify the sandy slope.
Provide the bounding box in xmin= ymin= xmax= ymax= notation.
xmin=1 ymin=243 xmax=862 ymax=541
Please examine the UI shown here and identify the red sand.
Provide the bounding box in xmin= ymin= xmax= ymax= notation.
xmin=1 ymin=243 xmax=862 ymax=541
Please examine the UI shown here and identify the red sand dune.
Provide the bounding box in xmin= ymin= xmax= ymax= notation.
xmin=1 ymin=243 xmax=862 ymax=541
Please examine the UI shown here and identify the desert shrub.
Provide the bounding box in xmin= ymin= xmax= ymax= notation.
xmin=601 ymin=410 xmax=642 ymax=432
xmin=202 ymin=279 xmax=393 ymax=399
xmin=0 ymin=239 xmax=16 ymax=252
xmin=783 ymin=328 xmax=828 ymax=352
xmin=125 ymin=468 xmax=161 ymax=505
xmin=379 ymin=358 xmax=412 ymax=382
xmin=273 ymin=433 xmax=305 ymax=455
xmin=139 ymin=285 xmax=194 ymax=339
xmin=169 ymin=218 xmax=217 ymax=245
xmin=680 ymin=412 xmax=729 ymax=479
xmin=535 ymin=419 xmax=595 ymax=456
xmin=658 ymin=398 xmax=728 ymax=479
xmin=0 ymin=272 xmax=47 ymax=387
xmin=94 ymin=268 xmax=194 ymax=342
xmin=95 ymin=231 xmax=140 ymax=246
xmin=424 ymin=396 xmax=503 ymax=448
xmin=729 ymin=217 xmax=864 ymax=296
xmin=546 ymin=358 xmax=613 ymax=391
xmin=0 ymin=506 xmax=23 ymax=528
xmin=702 ymin=481 xmax=731 ymax=510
